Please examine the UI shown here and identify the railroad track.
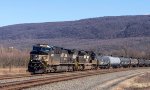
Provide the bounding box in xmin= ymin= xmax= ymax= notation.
xmin=0 ymin=71 xmax=67 ymax=81
xmin=0 ymin=74 xmax=33 ymax=80
xmin=0 ymin=68 xmax=136 ymax=90
xmin=0 ymin=67 xmax=143 ymax=81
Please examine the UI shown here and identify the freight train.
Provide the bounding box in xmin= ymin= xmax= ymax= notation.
xmin=28 ymin=44 xmax=150 ymax=74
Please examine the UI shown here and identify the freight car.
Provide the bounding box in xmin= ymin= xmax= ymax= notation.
xmin=130 ymin=58 xmax=138 ymax=67
xmin=96 ymin=56 xmax=109 ymax=69
xmin=138 ymin=59 xmax=145 ymax=67
xmin=97 ymin=56 xmax=121 ymax=69
xmin=119 ymin=57 xmax=130 ymax=68
xmin=144 ymin=60 xmax=150 ymax=67
xmin=28 ymin=44 xmax=97 ymax=73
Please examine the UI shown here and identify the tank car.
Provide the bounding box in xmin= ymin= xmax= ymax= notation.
xmin=119 ymin=57 xmax=130 ymax=68
xmin=138 ymin=59 xmax=145 ymax=67
xmin=144 ymin=60 xmax=150 ymax=67
xmin=96 ymin=56 xmax=110 ymax=69
xmin=97 ymin=56 xmax=121 ymax=68
xmin=130 ymin=58 xmax=138 ymax=67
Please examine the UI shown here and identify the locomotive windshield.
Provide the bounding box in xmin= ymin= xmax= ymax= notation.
xmin=33 ymin=46 xmax=52 ymax=52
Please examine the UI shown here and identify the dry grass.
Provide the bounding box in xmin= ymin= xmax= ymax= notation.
xmin=0 ymin=46 xmax=29 ymax=68
xmin=0 ymin=68 xmax=28 ymax=75
xmin=0 ymin=47 xmax=29 ymax=75
xmin=113 ymin=73 xmax=150 ymax=90
xmin=126 ymin=73 xmax=150 ymax=90
xmin=135 ymin=73 xmax=150 ymax=83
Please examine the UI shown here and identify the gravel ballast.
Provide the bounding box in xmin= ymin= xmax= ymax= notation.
xmin=24 ymin=68 xmax=150 ymax=90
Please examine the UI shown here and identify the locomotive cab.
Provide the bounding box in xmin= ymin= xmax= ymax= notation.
xmin=28 ymin=44 xmax=51 ymax=73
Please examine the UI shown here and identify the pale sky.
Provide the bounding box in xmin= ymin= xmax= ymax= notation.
xmin=0 ymin=0 xmax=150 ymax=26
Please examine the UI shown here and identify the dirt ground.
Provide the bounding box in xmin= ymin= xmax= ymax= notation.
xmin=0 ymin=68 xmax=28 ymax=75
xmin=114 ymin=72 xmax=150 ymax=90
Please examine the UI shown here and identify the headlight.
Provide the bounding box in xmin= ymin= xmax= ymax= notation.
xmin=51 ymin=54 xmax=54 ymax=57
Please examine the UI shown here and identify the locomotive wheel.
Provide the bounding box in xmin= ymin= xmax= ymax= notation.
xmin=79 ymin=65 xmax=85 ymax=71
xmin=73 ymin=65 xmax=78 ymax=71
xmin=53 ymin=68 xmax=57 ymax=72
xmin=52 ymin=67 xmax=57 ymax=72
xmin=67 ymin=65 xmax=74 ymax=72
xmin=81 ymin=65 xmax=84 ymax=71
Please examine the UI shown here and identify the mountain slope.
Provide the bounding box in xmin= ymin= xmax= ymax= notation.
xmin=0 ymin=15 xmax=150 ymax=40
